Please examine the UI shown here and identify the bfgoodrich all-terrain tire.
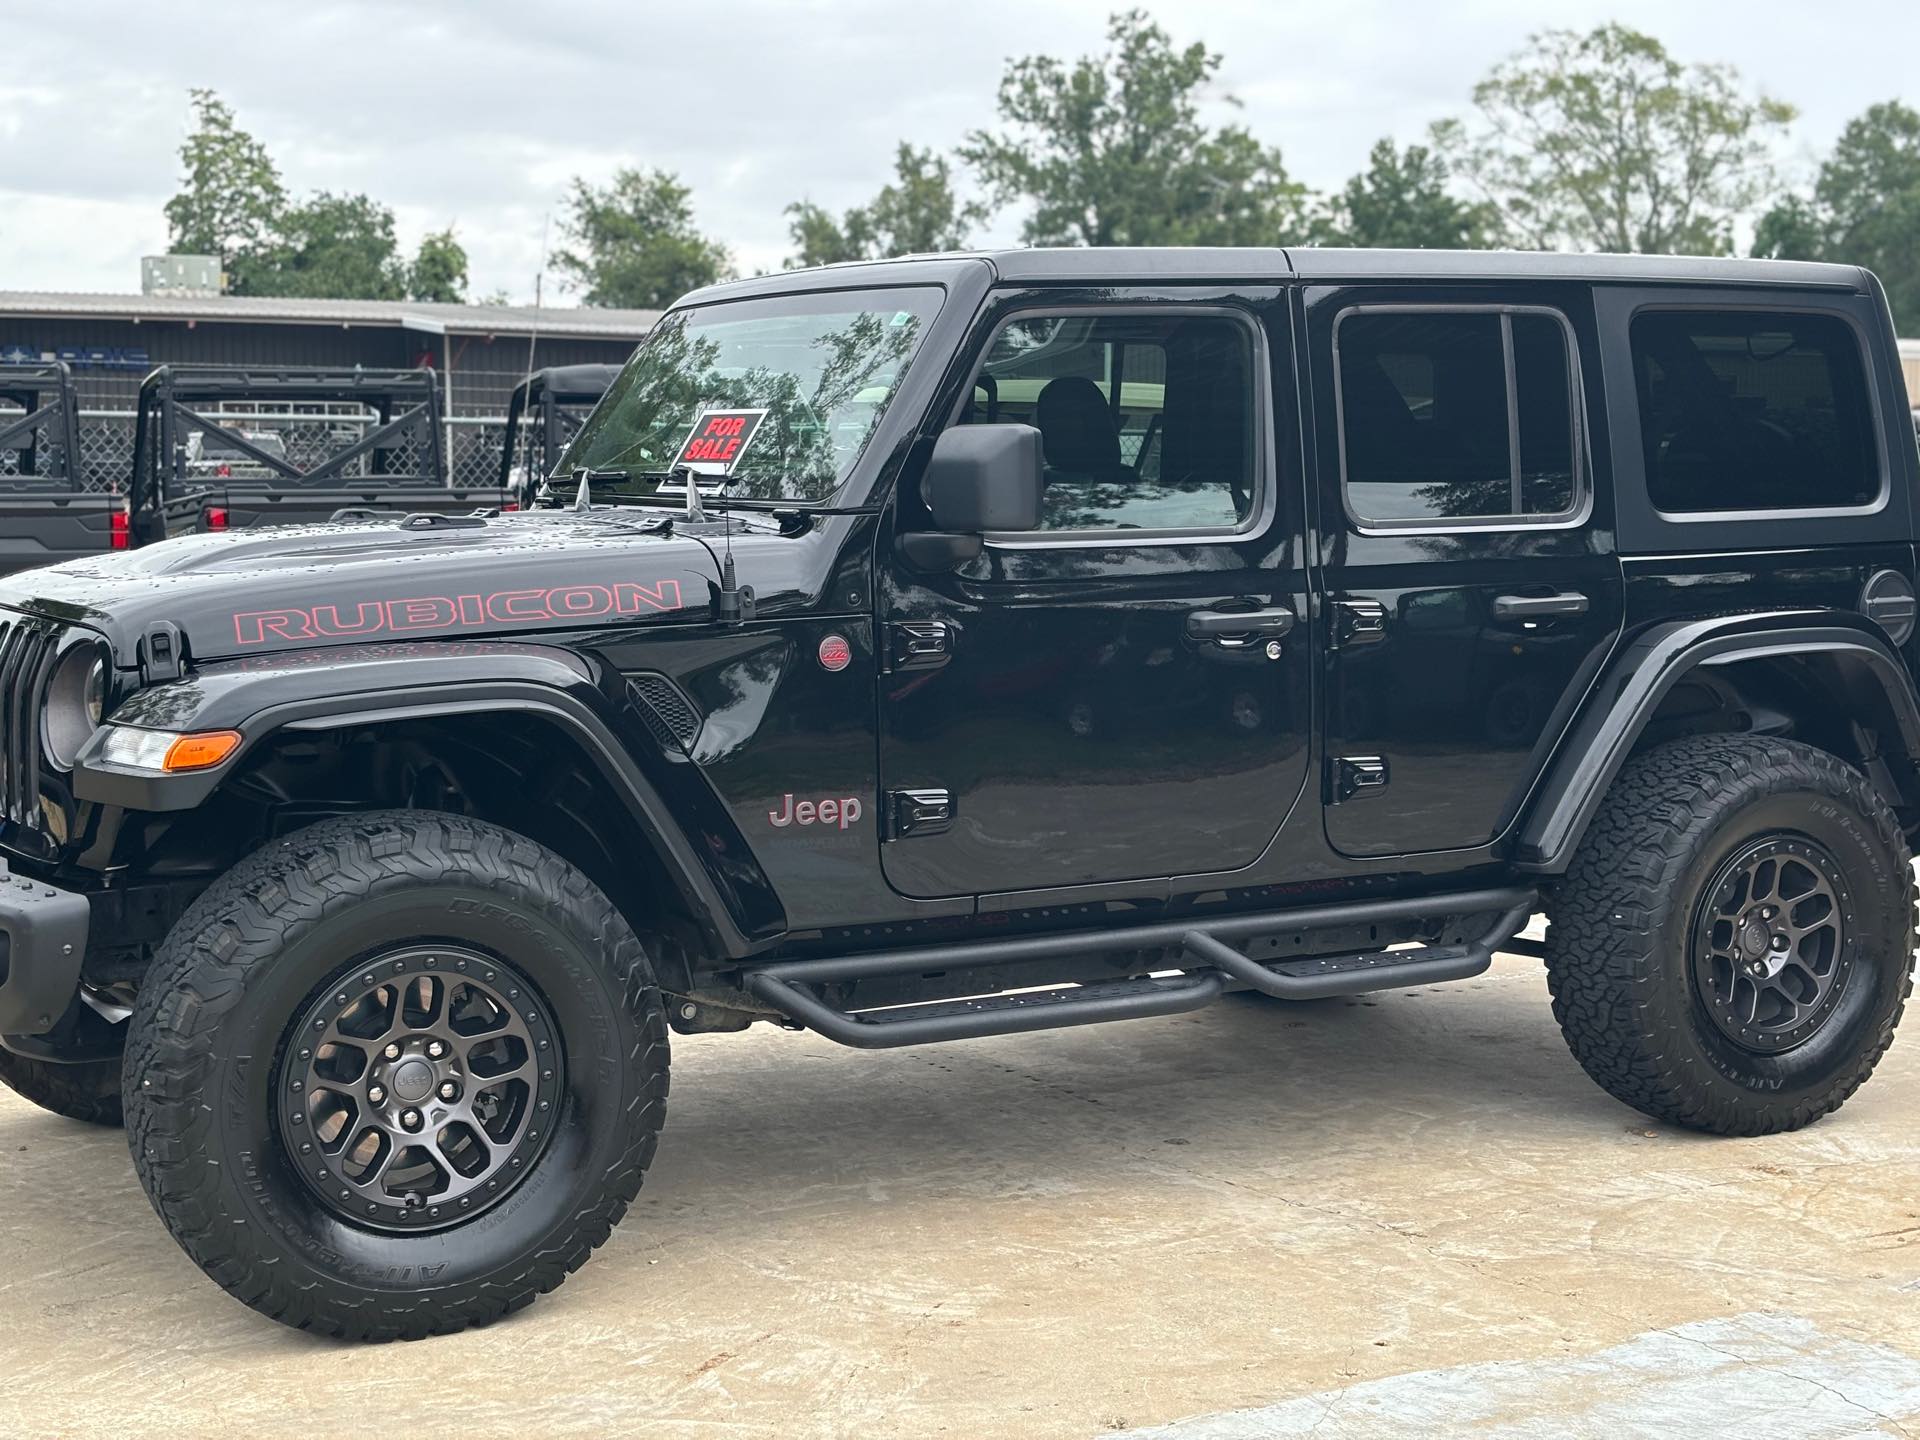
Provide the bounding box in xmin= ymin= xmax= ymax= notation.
xmin=0 ymin=1049 xmax=123 ymax=1126
xmin=122 ymin=810 xmax=669 ymax=1340
xmin=1547 ymin=734 xmax=1914 ymax=1135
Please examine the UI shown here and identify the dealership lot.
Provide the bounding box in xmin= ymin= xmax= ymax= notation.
xmin=2 ymin=944 xmax=1916 ymax=1438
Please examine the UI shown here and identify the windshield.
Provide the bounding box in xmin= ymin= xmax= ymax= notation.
xmin=562 ymin=286 xmax=944 ymax=504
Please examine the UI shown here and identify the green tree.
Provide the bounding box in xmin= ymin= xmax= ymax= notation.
xmin=409 ymin=227 xmax=470 ymax=302
xmin=1437 ymin=23 xmax=1795 ymax=255
xmin=1753 ymin=101 xmax=1920 ymax=329
xmin=960 ymin=9 xmax=1308 ymax=247
xmin=552 ymin=168 xmax=730 ymax=308
xmin=786 ymin=143 xmax=984 ymax=268
xmin=785 ymin=200 xmax=860 ymax=269
xmin=240 ymin=192 xmax=407 ymax=300
xmin=1313 ymin=139 xmax=1497 ymax=249
xmin=163 ymin=89 xmax=285 ymax=277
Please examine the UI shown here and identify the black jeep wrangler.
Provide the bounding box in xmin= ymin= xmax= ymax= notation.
xmin=0 ymin=249 xmax=1914 ymax=1340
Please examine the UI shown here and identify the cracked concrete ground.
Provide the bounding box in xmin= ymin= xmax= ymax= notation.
xmin=2 ymin=948 xmax=1918 ymax=1438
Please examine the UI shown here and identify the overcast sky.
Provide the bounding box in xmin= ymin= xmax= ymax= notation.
xmin=2 ymin=1 xmax=1914 ymax=303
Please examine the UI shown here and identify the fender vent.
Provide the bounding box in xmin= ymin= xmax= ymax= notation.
xmin=627 ymin=673 xmax=701 ymax=752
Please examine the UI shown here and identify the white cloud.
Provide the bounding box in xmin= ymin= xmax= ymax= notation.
xmin=1 ymin=0 xmax=1913 ymax=300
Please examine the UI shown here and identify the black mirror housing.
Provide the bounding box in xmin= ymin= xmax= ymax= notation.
xmin=921 ymin=424 xmax=1045 ymax=534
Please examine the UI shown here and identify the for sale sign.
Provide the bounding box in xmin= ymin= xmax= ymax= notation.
xmin=673 ymin=408 xmax=768 ymax=476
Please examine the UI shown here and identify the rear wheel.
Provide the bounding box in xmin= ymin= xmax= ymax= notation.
xmin=1547 ymin=735 xmax=1914 ymax=1135
xmin=123 ymin=810 xmax=668 ymax=1340
xmin=0 ymin=1048 xmax=123 ymax=1126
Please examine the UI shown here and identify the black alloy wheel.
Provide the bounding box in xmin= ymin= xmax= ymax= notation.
xmin=279 ymin=948 xmax=564 ymax=1230
xmin=1689 ymin=836 xmax=1855 ymax=1055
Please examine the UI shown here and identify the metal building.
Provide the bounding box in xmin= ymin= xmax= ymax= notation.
xmin=0 ymin=292 xmax=658 ymax=488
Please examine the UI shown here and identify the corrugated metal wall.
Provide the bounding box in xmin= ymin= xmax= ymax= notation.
xmin=0 ymin=314 xmax=639 ymax=415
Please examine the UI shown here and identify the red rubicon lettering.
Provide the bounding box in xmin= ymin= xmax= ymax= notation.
xmin=231 ymin=579 xmax=685 ymax=645
xmin=485 ymin=589 xmax=549 ymax=623
xmin=386 ymin=596 xmax=457 ymax=630
xmin=310 ymin=601 xmax=384 ymax=637
xmin=234 ymin=609 xmax=317 ymax=643
xmin=547 ymin=584 xmax=613 ymax=617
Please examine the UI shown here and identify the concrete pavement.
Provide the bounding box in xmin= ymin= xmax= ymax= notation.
xmin=2 ymin=949 xmax=1917 ymax=1437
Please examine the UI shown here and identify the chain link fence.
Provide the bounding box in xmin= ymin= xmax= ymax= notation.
xmin=0 ymin=408 xmax=71 ymax=481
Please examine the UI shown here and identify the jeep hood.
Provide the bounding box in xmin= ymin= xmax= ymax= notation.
xmin=0 ymin=510 xmax=733 ymax=664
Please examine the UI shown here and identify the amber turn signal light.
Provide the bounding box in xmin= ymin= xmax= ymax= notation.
xmin=163 ymin=730 xmax=243 ymax=772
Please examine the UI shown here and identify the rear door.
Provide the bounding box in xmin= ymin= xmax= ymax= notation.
xmin=1306 ymin=283 xmax=1624 ymax=856
xmin=878 ymin=286 xmax=1313 ymax=899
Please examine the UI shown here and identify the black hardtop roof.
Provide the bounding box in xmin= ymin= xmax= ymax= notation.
xmin=684 ymin=247 xmax=1869 ymax=305
xmin=511 ymin=363 xmax=622 ymax=403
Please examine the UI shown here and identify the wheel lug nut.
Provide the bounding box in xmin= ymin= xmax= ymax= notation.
xmin=438 ymin=1081 xmax=458 ymax=1101
xmin=367 ymin=1084 xmax=386 ymax=1104
xmin=401 ymin=1109 xmax=423 ymax=1131
xmin=383 ymin=1043 xmax=401 ymax=1060
xmin=426 ymin=1040 xmax=446 ymax=1059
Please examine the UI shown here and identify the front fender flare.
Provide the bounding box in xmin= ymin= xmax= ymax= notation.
xmin=72 ymin=640 xmax=783 ymax=958
xmin=1515 ymin=611 xmax=1920 ymax=874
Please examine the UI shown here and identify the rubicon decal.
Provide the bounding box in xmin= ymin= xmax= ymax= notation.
xmin=233 ymin=580 xmax=684 ymax=645
xmin=768 ymin=793 xmax=864 ymax=830
xmin=817 ymin=634 xmax=852 ymax=672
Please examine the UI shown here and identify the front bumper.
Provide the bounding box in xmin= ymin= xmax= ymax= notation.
xmin=0 ymin=861 xmax=89 ymax=1035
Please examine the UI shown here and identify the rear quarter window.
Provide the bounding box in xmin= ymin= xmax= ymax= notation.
xmin=1631 ymin=310 xmax=1880 ymax=514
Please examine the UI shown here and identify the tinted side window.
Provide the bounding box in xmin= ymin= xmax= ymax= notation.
xmin=966 ymin=312 xmax=1257 ymax=533
xmin=1631 ymin=310 xmax=1879 ymax=514
xmin=1337 ymin=310 xmax=1579 ymax=526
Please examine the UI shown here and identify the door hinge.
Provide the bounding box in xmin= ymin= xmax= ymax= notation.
xmin=887 ymin=788 xmax=955 ymax=839
xmin=887 ymin=620 xmax=956 ymax=672
xmin=1331 ymin=598 xmax=1387 ymax=649
xmin=1329 ymin=755 xmax=1389 ymax=803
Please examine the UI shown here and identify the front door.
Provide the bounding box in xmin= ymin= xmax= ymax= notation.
xmin=878 ymin=288 xmax=1312 ymax=900
xmin=1306 ymin=284 xmax=1625 ymax=856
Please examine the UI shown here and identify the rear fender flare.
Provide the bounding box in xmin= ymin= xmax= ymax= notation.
xmin=1515 ymin=613 xmax=1920 ymax=873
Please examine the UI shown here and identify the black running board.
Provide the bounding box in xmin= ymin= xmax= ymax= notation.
xmin=742 ymin=887 xmax=1536 ymax=1049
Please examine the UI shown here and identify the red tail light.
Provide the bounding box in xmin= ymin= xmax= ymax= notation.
xmin=110 ymin=505 xmax=129 ymax=551
xmin=205 ymin=506 xmax=230 ymax=530
xmin=502 ymin=500 xmax=520 ymax=512
xmin=215 ymin=463 xmax=231 ymax=478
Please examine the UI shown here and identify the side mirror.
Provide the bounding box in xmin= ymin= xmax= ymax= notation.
xmin=901 ymin=424 xmax=1044 ymax=570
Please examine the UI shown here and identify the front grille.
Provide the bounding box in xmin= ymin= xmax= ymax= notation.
xmin=0 ymin=618 xmax=61 ymax=831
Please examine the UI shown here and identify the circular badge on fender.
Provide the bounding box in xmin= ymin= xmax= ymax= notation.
xmin=818 ymin=634 xmax=852 ymax=672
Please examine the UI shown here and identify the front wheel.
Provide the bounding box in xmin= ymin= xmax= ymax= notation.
xmin=123 ymin=811 xmax=668 ymax=1340
xmin=1547 ymin=735 xmax=1914 ymax=1135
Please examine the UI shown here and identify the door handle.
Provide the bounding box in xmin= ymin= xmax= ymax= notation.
xmin=1187 ymin=607 xmax=1296 ymax=647
xmin=1492 ymin=592 xmax=1589 ymax=620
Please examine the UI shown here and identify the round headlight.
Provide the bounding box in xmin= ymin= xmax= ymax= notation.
xmin=43 ymin=645 xmax=108 ymax=771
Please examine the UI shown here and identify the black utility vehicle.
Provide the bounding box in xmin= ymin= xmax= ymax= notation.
xmin=497 ymin=363 xmax=621 ymax=506
xmin=0 ymin=361 xmax=128 ymax=574
xmin=128 ymin=364 xmax=510 ymax=544
xmin=0 ymin=249 xmax=1915 ymax=1340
